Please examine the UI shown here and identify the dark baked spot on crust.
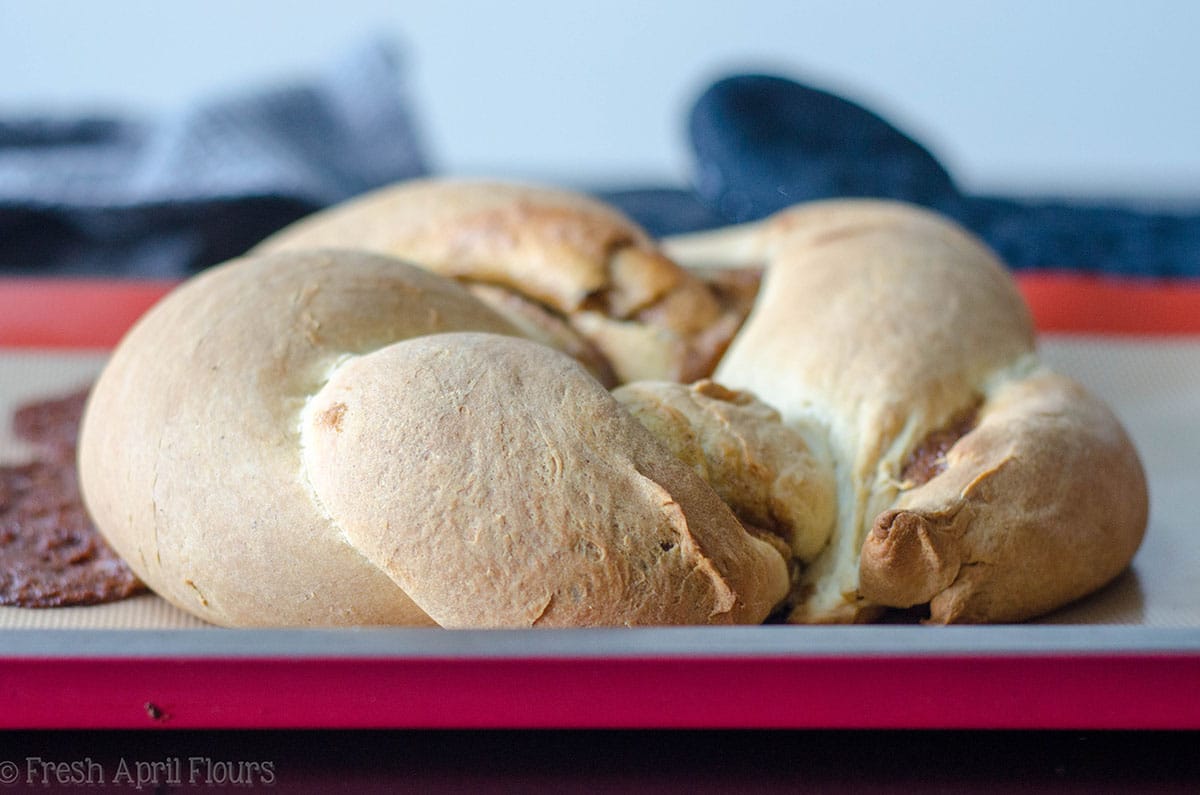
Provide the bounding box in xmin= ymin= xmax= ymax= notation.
xmin=318 ymin=402 xmax=348 ymax=433
xmin=184 ymin=578 xmax=209 ymax=607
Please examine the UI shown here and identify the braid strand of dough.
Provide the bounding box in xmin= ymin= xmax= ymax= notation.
xmin=664 ymin=199 xmax=1147 ymax=623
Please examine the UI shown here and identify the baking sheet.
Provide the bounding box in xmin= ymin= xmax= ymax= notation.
xmin=2 ymin=337 xmax=1198 ymax=630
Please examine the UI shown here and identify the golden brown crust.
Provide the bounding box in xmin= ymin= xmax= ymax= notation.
xmin=255 ymin=178 xmax=749 ymax=384
xmin=258 ymin=179 xmax=646 ymax=313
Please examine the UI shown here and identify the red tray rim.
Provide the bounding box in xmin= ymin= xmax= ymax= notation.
xmin=3 ymin=627 xmax=1199 ymax=730
xmin=2 ymin=271 xmax=1200 ymax=349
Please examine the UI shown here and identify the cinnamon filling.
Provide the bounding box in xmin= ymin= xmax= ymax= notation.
xmin=900 ymin=405 xmax=980 ymax=487
xmin=629 ymin=266 xmax=764 ymax=382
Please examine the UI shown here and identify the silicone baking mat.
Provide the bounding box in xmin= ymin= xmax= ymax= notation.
xmin=1 ymin=276 xmax=1198 ymax=729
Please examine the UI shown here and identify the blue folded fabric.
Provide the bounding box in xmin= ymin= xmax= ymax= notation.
xmin=0 ymin=39 xmax=428 ymax=276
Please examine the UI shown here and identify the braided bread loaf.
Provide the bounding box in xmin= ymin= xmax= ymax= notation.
xmin=77 ymin=180 xmax=1147 ymax=626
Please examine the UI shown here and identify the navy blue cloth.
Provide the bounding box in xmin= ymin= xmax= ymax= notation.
xmin=688 ymin=75 xmax=957 ymax=217
xmin=0 ymin=40 xmax=428 ymax=276
xmin=621 ymin=73 xmax=1199 ymax=278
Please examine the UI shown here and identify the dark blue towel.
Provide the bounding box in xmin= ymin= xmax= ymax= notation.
xmin=603 ymin=74 xmax=1200 ymax=278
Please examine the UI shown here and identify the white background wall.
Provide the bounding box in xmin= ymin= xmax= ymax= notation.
xmin=1 ymin=0 xmax=1197 ymax=200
